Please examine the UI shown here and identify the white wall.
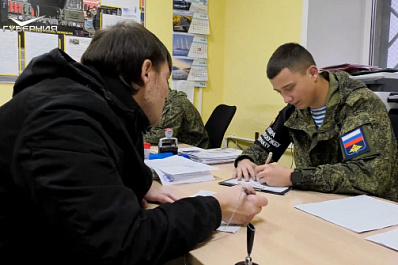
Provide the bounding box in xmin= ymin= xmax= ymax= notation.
xmin=302 ymin=0 xmax=372 ymax=68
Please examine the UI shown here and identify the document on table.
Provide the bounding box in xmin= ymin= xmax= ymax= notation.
xmin=295 ymin=195 xmax=398 ymax=233
xmin=219 ymin=178 xmax=291 ymax=195
xmin=145 ymin=155 xmax=217 ymax=185
xmin=179 ymin=147 xmax=242 ymax=164
xmin=192 ymin=190 xmax=241 ymax=233
xmin=366 ymin=228 xmax=398 ymax=251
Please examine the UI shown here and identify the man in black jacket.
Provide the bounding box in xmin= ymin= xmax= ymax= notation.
xmin=0 ymin=22 xmax=268 ymax=264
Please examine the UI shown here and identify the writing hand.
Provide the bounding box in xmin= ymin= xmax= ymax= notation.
xmin=255 ymin=163 xmax=293 ymax=187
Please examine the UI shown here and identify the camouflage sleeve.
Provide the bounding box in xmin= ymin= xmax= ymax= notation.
xmin=143 ymin=99 xmax=184 ymax=145
xmin=298 ymin=90 xmax=398 ymax=201
xmin=234 ymin=104 xmax=294 ymax=167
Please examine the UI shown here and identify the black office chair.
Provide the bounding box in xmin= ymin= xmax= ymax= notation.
xmin=389 ymin=109 xmax=398 ymax=140
xmin=205 ymin=104 xmax=237 ymax=148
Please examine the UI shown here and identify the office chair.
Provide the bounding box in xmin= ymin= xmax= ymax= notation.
xmin=388 ymin=108 xmax=398 ymax=140
xmin=205 ymin=104 xmax=237 ymax=148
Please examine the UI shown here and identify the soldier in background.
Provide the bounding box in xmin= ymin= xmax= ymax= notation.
xmin=234 ymin=42 xmax=398 ymax=202
xmin=144 ymin=88 xmax=210 ymax=148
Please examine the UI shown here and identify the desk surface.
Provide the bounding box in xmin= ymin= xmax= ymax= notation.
xmin=157 ymin=162 xmax=398 ymax=265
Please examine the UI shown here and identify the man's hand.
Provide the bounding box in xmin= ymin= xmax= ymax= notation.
xmin=233 ymin=159 xmax=257 ymax=181
xmin=141 ymin=186 xmax=183 ymax=208
xmin=254 ymin=163 xmax=293 ymax=186
xmin=212 ymin=185 xmax=268 ymax=224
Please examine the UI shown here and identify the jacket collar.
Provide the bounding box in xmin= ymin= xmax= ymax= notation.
xmin=284 ymin=71 xmax=364 ymax=139
xmin=99 ymin=72 xmax=151 ymax=133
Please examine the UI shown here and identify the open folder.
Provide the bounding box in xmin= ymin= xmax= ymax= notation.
xmin=219 ymin=178 xmax=291 ymax=195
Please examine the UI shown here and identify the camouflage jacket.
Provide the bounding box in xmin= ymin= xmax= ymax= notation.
xmin=143 ymin=89 xmax=210 ymax=148
xmin=237 ymin=71 xmax=398 ymax=202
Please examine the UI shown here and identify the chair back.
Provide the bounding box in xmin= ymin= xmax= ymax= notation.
xmin=389 ymin=109 xmax=398 ymax=140
xmin=205 ymin=104 xmax=237 ymax=148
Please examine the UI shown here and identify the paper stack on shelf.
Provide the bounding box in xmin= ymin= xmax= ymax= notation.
xmin=179 ymin=147 xmax=242 ymax=164
xmin=320 ymin=63 xmax=380 ymax=74
xmin=145 ymin=155 xmax=217 ymax=185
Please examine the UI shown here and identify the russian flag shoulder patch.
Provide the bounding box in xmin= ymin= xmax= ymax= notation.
xmin=340 ymin=127 xmax=370 ymax=160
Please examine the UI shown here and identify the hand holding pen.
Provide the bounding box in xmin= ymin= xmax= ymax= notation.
xmin=233 ymin=152 xmax=273 ymax=182
xmin=212 ymin=185 xmax=268 ymax=225
xmin=252 ymin=152 xmax=272 ymax=182
xmin=265 ymin=152 xmax=273 ymax=165
xmin=255 ymin=152 xmax=294 ymax=187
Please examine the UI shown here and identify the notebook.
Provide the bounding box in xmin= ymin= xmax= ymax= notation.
xmin=219 ymin=178 xmax=291 ymax=195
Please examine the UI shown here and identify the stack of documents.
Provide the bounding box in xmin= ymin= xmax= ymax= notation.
xmin=179 ymin=147 xmax=242 ymax=164
xmin=145 ymin=155 xmax=217 ymax=185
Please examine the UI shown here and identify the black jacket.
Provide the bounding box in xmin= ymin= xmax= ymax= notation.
xmin=0 ymin=49 xmax=221 ymax=264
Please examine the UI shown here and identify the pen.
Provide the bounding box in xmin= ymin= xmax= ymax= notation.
xmin=242 ymin=185 xmax=258 ymax=195
xmin=242 ymin=186 xmax=252 ymax=195
xmin=265 ymin=152 xmax=273 ymax=164
xmin=246 ymin=223 xmax=256 ymax=265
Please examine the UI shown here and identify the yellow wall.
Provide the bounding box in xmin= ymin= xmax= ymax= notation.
xmin=0 ymin=83 xmax=13 ymax=106
xmin=146 ymin=0 xmax=173 ymax=54
xmin=147 ymin=0 xmax=226 ymax=121
xmin=146 ymin=0 xmax=302 ymax=143
xmin=223 ymin=0 xmax=303 ymax=143
xmin=0 ymin=0 xmax=303 ymax=148
xmin=147 ymin=0 xmax=302 ymax=146
xmin=200 ymin=1 xmax=226 ymax=120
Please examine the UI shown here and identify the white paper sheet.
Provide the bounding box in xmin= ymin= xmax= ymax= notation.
xmin=64 ymin=36 xmax=92 ymax=62
xmin=0 ymin=31 xmax=19 ymax=76
xmin=366 ymin=228 xmax=398 ymax=251
xmin=24 ymin=32 xmax=58 ymax=67
xmin=295 ymin=195 xmax=398 ymax=233
xmin=102 ymin=14 xmax=136 ymax=28
xmin=152 ymin=167 xmax=214 ymax=186
xmin=180 ymin=147 xmax=242 ymax=164
xmin=171 ymin=81 xmax=195 ymax=103
xmin=145 ymin=155 xmax=217 ymax=185
xmin=145 ymin=155 xmax=216 ymax=175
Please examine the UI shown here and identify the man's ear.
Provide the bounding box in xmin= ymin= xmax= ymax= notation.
xmin=308 ymin=65 xmax=318 ymax=79
xmin=141 ymin=59 xmax=152 ymax=85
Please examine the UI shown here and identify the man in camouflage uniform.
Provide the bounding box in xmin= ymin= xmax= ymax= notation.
xmin=234 ymin=43 xmax=398 ymax=202
xmin=143 ymin=88 xmax=210 ymax=148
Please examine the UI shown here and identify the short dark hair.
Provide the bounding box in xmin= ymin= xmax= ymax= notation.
xmin=266 ymin=43 xmax=316 ymax=79
xmin=81 ymin=21 xmax=172 ymax=87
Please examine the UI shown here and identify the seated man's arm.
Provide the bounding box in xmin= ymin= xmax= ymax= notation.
xmin=295 ymin=91 xmax=398 ymax=202
xmin=233 ymin=105 xmax=293 ymax=181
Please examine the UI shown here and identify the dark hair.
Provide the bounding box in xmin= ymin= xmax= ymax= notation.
xmin=266 ymin=43 xmax=316 ymax=79
xmin=81 ymin=21 xmax=172 ymax=87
